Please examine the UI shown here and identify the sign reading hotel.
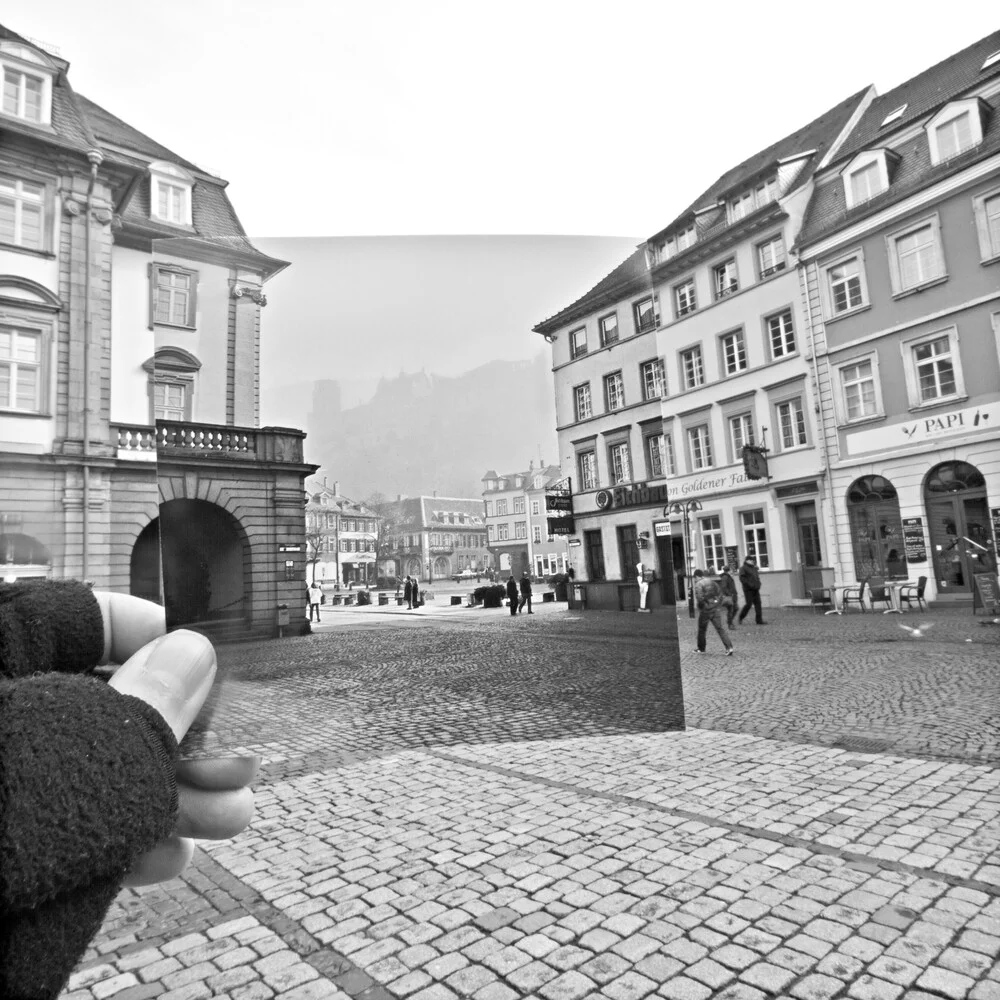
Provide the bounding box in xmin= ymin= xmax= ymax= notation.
xmin=846 ymin=403 xmax=996 ymax=456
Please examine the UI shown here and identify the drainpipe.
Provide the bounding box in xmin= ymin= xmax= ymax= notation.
xmin=798 ymin=257 xmax=843 ymax=578
xmin=81 ymin=148 xmax=104 ymax=581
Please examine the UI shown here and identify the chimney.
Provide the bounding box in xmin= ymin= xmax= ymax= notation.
xmin=323 ymin=476 xmax=328 ymax=487
xmin=334 ymin=481 xmax=340 ymax=495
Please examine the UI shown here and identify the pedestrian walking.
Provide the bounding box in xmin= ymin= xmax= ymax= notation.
xmin=307 ymin=582 xmax=323 ymax=622
xmin=518 ymin=573 xmax=534 ymax=614
xmin=403 ymin=576 xmax=413 ymax=610
xmin=718 ymin=565 xmax=738 ymax=627
xmin=505 ymin=575 xmax=519 ymax=616
xmin=738 ymin=555 xmax=766 ymax=624
xmin=694 ymin=569 xmax=734 ymax=655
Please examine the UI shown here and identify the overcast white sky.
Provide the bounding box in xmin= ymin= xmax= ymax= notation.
xmin=6 ymin=1 xmax=997 ymax=237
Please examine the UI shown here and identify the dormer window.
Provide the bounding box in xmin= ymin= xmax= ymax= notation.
xmin=880 ymin=104 xmax=907 ymax=128
xmin=149 ymin=161 xmax=194 ymax=226
xmin=726 ymin=176 xmax=777 ymax=224
xmin=983 ymin=50 xmax=1000 ymax=71
xmin=652 ymin=224 xmax=696 ymax=265
xmin=0 ymin=43 xmax=56 ymax=126
xmin=843 ymin=150 xmax=896 ymax=209
xmin=926 ymin=100 xmax=985 ymax=165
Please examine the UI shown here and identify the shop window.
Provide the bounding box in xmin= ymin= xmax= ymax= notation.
xmin=699 ymin=515 xmax=726 ymax=573
xmin=846 ymin=475 xmax=908 ymax=581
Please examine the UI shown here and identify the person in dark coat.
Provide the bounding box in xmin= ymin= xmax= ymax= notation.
xmin=693 ymin=568 xmax=734 ymax=655
xmin=518 ymin=573 xmax=534 ymax=614
xmin=403 ymin=576 xmax=413 ymax=609
xmin=738 ymin=555 xmax=766 ymax=624
xmin=718 ymin=566 xmax=738 ymax=627
xmin=505 ymin=575 xmax=519 ymax=616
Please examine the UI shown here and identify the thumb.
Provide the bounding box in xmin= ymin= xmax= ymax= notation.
xmin=108 ymin=629 xmax=217 ymax=742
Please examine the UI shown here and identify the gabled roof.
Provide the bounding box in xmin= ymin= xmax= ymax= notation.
xmin=387 ymin=496 xmax=488 ymax=531
xmin=832 ymin=29 xmax=1000 ymax=166
xmin=304 ymin=477 xmax=378 ymax=517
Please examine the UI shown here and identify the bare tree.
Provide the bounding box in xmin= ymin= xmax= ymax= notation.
xmin=362 ymin=491 xmax=404 ymax=582
xmin=305 ymin=500 xmax=328 ymax=584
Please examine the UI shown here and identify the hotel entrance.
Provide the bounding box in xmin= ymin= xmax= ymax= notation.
xmin=924 ymin=461 xmax=991 ymax=596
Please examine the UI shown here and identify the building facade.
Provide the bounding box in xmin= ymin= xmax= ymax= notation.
xmin=482 ymin=461 xmax=568 ymax=580
xmin=305 ymin=477 xmax=381 ymax=587
xmin=384 ymin=495 xmax=491 ymax=583
xmin=0 ymin=25 xmax=315 ymax=636
xmin=796 ymin=31 xmax=1000 ymax=606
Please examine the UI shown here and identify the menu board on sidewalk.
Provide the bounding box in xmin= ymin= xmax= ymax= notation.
xmin=724 ymin=546 xmax=740 ymax=572
xmin=902 ymin=517 xmax=927 ymax=563
xmin=973 ymin=573 xmax=999 ymax=615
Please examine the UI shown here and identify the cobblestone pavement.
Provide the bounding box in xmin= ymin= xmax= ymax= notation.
xmin=62 ymin=605 xmax=1000 ymax=1000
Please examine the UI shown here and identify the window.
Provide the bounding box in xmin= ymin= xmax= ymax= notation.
xmin=617 ymin=524 xmax=640 ymax=581
xmin=721 ymin=330 xmax=747 ymax=375
xmin=573 ymin=383 xmax=592 ymax=421
xmin=153 ymin=381 xmax=187 ymax=421
xmin=687 ymin=425 xmax=713 ymax=470
xmin=570 ymin=327 xmax=588 ymax=358
xmin=149 ymin=161 xmax=194 ymax=226
xmin=700 ymin=516 xmax=725 ymax=573
xmin=912 ymin=334 xmax=958 ymax=403
xmin=0 ymin=325 xmax=42 ymax=412
xmin=766 ymin=309 xmax=796 ymax=358
xmin=485 ymin=500 xmax=493 ymax=517
xmin=713 ymin=259 xmax=739 ymax=299
xmin=646 ymin=432 xmax=671 ymax=479
xmin=498 ymin=523 xmax=509 ymax=541
xmin=727 ymin=177 xmax=777 ymax=223
xmin=662 ymin=432 xmax=676 ymax=476
xmin=757 ymin=235 xmax=786 ymax=278
xmin=653 ymin=224 xmax=697 ymax=264
xmin=641 ymin=358 xmax=665 ymax=400
xmin=531 ymin=500 xmax=540 ymax=515
xmin=513 ymin=496 xmax=525 ymax=514
xmin=729 ymin=413 xmax=754 ymax=458
xmin=488 ymin=525 xmax=495 ymax=542
xmin=880 ymin=104 xmax=907 ymax=127
xmin=849 ymin=162 xmax=882 ymax=204
xmin=776 ymin=398 xmax=807 ymax=449
xmin=0 ymin=175 xmax=46 ymax=250
xmin=674 ymin=279 xmax=697 ymax=317
xmin=585 ymin=529 xmax=606 ymax=582
xmin=152 ymin=266 xmax=197 ymax=327
xmin=741 ymin=510 xmax=769 ymax=568
xmin=823 ymin=253 xmax=869 ymax=317
xmin=681 ymin=347 xmax=704 ymax=389
xmin=533 ymin=525 xmax=542 ymax=543
xmin=497 ymin=499 xmax=508 ymax=516
xmin=633 ymin=296 xmax=658 ymax=333
xmin=839 ymin=359 xmax=879 ymax=421
xmin=973 ymin=189 xmax=1000 ymax=261
xmin=887 ymin=217 xmax=945 ymax=294
xmin=935 ymin=112 xmax=974 ymax=161
xmin=578 ymin=451 xmax=598 ymax=491
xmin=604 ymin=371 xmax=625 ymax=411
xmin=2 ymin=66 xmax=43 ymax=122
xmin=609 ymin=442 xmax=631 ymax=485
xmin=599 ymin=313 xmax=619 ymax=347
xmin=515 ymin=521 xmax=527 ymax=539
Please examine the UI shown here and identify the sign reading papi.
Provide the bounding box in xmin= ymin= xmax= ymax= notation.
xmin=546 ymin=478 xmax=574 ymax=535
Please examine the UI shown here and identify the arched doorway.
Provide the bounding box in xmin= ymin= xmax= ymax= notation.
xmin=0 ymin=532 xmax=51 ymax=581
xmin=130 ymin=500 xmax=250 ymax=626
xmin=433 ymin=555 xmax=450 ymax=579
xmin=846 ymin=475 xmax=908 ymax=580
xmin=924 ymin=461 xmax=991 ymax=595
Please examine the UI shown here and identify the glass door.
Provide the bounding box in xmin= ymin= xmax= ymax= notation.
xmin=927 ymin=499 xmax=971 ymax=593
xmin=794 ymin=502 xmax=823 ymax=596
xmin=585 ymin=529 xmax=606 ymax=581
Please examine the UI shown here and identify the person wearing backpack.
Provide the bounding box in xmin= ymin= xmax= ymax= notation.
xmin=693 ymin=568 xmax=734 ymax=656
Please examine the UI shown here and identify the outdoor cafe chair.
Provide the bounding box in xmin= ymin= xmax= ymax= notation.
xmin=810 ymin=587 xmax=835 ymax=613
xmin=868 ymin=580 xmax=894 ymax=612
xmin=899 ymin=575 xmax=928 ymax=612
xmin=840 ymin=579 xmax=868 ymax=612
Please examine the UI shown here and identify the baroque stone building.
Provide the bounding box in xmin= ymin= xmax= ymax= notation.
xmin=0 ymin=24 xmax=315 ymax=636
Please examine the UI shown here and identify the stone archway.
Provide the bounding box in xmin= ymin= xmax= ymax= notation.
xmin=130 ymin=500 xmax=251 ymax=626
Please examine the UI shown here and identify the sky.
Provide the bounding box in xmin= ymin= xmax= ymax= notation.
xmin=5 ymin=1 xmax=996 ymax=238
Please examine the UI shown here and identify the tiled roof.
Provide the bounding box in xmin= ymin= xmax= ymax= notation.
xmin=797 ymin=94 xmax=1000 ymax=247
xmin=833 ymin=30 xmax=1000 ymax=166
xmin=649 ymin=87 xmax=871 ymax=242
xmin=533 ymin=247 xmax=649 ymax=333
xmin=481 ymin=469 xmax=499 ymax=480
xmin=386 ymin=496 xmax=487 ymax=531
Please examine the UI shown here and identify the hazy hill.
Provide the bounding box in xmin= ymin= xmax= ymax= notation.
xmin=281 ymin=354 xmax=559 ymax=498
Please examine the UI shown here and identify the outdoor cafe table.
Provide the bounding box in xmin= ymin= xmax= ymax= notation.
xmin=825 ymin=580 xmax=917 ymax=615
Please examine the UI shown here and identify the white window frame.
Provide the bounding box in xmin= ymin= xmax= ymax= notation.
xmin=765 ymin=309 xmax=796 ymax=360
xmin=728 ymin=412 xmax=755 ymax=461
xmin=662 ymin=431 xmax=676 ymax=476
xmin=0 ymin=323 xmax=48 ymax=414
xmin=646 ymin=432 xmax=666 ymax=479
xmin=820 ymin=249 xmax=870 ymax=320
xmin=926 ymin=100 xmax=983 ymax=165
xmin=152 ymin=380 xmax=188 ymax=421
xmin=687 ymin=424 xmax=713 ymax=471
xmin=533 ymin=525 xmax=542 ymax=543
xmin=699 ymin=515 xmax=726 ymax=573
xmin=673 ymin=278 xmax=697 ymax=318
xmin=604 ymin=370 xmax=625 ymax=412
xmin=680 ymin=346 xmax=704 ymax=390
xmin=513 ymin=496 xmax=525 ymax=514
xmin=0 ymin=43 xmax=55 ymax=125
xmin=713 ymin=258 xmax=739 ymax=299
xmin=578 ymin=450 xmax=598 ymax=491
xmin=599 ymin=312 xmax=619 ymax=347
xmin=641 ymin=358 xmax=665 ymax=400
xmin=774 ymin=396 xmax=809 ymax=452
xmin=833 ymin=351 xmax=884 ymax=425
xmin=152 ymin=265 xmax=198 ymax=328
xmin=972 ymin=186 xmax=1000 ymax=263
xmin=0 ymin=173 xmax=51 ymax=252
xmin=756 ymin=234 xmax=786 ymax=278
xmin=485 ymin=500 xmax=494 ymax=517
xmin=498 ymin=523 xmax=509 ymax=541
xmin=633 ymin=295 xmax=658 ymax=334
xmin=570 ymin=326 xmax=588 ymax=359
xmin=842 ymin=151 xmax=890 ymax=209
xmin=573 ymin=382 xmax=592 ymax=421
xmin=740 ymin=509 xmax=770 ymax=568
xmin=531 ymin=500 xmax=540 ymax=515
xmin=608 ymin=441 xmax=631 ymax=485
xmin=149 ymin=161 xmax=194 ymax=227
xmin=885 ymin=214 xmax=946 ymax=296
xmin=900 ymin=326 xmax=965 ymax=410
xmin=497 ymin=499 xmax=508 ymax=516
xmin=720 ymin=329 xmax=748 ymax=376
xmin=515 ymin=521 xmax=527 ymax=540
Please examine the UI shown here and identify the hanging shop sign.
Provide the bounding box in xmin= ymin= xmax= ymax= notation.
xmin=742 ymin=445 xmax=770 ymax=481
xmin=547 ymin=517 xmax=575 ymax=535
xmin=545 ymin=493 xmax=573 ymax=513
xmin=902 ymin=517 xmax=927 ymax=563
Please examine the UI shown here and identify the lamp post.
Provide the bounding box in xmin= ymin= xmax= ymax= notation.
xmin=666 ymin=500 xmax=703 ymax=618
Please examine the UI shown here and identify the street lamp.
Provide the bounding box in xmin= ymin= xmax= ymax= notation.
xmin=666 ymin=500 xmax=703 ymax=618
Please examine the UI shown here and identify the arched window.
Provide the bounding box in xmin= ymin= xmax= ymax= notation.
xmin=846 ymin=475 xmax=908 ymax=580
xmin=924 ymin=461 xmax=986 ymax=494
